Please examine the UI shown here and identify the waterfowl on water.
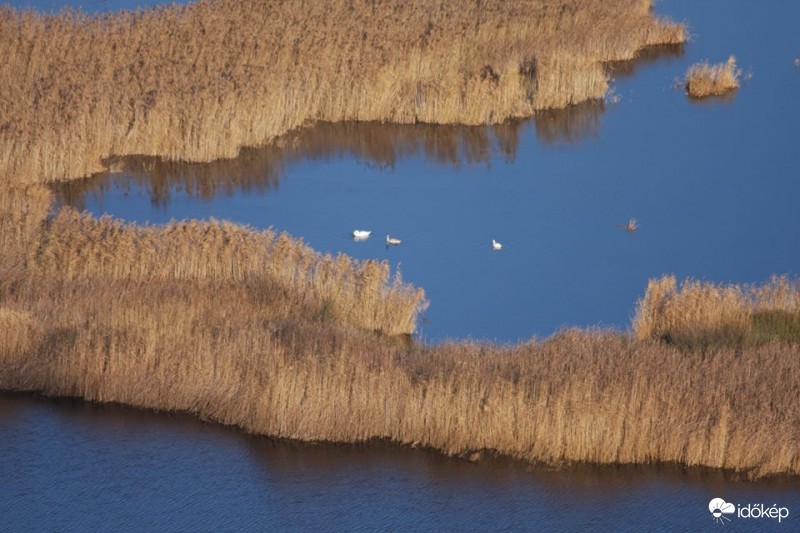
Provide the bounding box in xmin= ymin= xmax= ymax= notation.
xmin=492 ymin=239 xmax=503 ymax=250
xmin=352 ymin=230 xmax=371 ymax=240
xmin=618 ymin=218 xmax=638 ymax=232
xmin=386 ymin=234 xmax=402 ymax=245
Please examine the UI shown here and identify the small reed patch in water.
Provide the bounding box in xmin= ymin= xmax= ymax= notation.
xmin=685 ymin=56 xmax=742 ymax=98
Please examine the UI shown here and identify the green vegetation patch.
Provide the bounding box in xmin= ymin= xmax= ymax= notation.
xmin=750 ymin=310 xmax=800 ymax=345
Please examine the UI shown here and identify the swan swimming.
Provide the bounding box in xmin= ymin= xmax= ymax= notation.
xmin=386 ymin=234 xmax=402 ymax=245
xmin=352 ymin=230 xmax=371 ymax=240
xmin=492 ymin=239 xmax=502 ymax=250
xmin=618 ymin=219 xmax=638 ymax=232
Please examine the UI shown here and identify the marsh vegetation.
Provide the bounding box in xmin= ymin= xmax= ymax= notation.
xmin=1 ymin=0 xmax=798 ymax=480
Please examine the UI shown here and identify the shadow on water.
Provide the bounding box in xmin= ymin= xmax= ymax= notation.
xmin=686 ymin=89 xmax=739 ymax=105
xmin=6 ymin=390 xmax=797 ymax=493
xmin=6 ymin=389 xmax=800 ymax=490
xmin=533 ymin=101 xmax=605 ymax=146
xmin=55 ymin=104 xmax=609 ymax=209
xmin=242 ymin=431 xmax=800 ymax=491
xmin=605 ymin=43 xmax=686 ymax=80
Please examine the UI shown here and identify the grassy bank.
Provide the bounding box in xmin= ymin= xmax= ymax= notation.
xmin=2 ymin=185 xmax=799 ymax=478
xmin=0 ymin=0 xmax=684 ymax=184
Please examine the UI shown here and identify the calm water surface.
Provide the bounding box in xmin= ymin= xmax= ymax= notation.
xmin=52 ymin=0 xmax=800 ymax=343
xmin=5 ymin=0 xmax=800 ymax=530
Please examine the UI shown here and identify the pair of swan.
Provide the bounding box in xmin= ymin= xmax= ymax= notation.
xmin=353 ymin=230 xmax=402 ymax=245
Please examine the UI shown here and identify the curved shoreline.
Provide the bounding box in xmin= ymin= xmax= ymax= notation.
xmin=4 ymin=389 xmax=799 ymax=486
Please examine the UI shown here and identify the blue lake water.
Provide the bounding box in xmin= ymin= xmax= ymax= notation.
xmin=4 ymin=0 xmax=800 ymax=530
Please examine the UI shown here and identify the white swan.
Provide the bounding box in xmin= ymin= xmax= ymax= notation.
xmin=386 ymin=234 xmax=402 ymax=245
xmin=352 ymin=230 xmax=371 ymax=240
xmin=492 ymin=239 xmax=502 ymax=250
xmin=617 ymin=218 xmax=638 ymax=232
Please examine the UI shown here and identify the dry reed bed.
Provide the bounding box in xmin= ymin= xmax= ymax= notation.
xmin=0 ymin=0 xmax=685 ymax=184
xmin=2 ymin=186 xmax=800 ymax=478
xmin=685 ymin=56 xmax=741 ymax=98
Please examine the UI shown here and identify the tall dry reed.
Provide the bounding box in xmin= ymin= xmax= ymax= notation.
xmin=0 ymin=0 xmax=685 ymax=185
